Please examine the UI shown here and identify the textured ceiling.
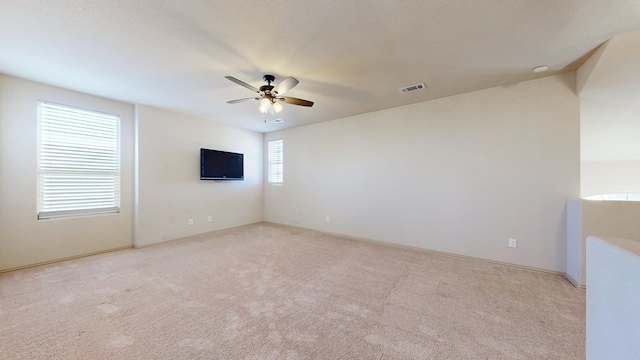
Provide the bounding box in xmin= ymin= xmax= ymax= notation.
xmin=1 ymin=1 xmax=640 ymax=133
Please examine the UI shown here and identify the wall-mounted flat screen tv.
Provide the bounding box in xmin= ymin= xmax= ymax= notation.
xmin=200 ymin=148 xmax=244 ymax=181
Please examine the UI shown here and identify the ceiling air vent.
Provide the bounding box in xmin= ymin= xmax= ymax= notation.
xmin=399 ymin=83 xmax=426 ymax=93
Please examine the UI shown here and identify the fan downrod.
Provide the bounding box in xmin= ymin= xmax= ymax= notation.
xmin=263 ymin=74 xmax=275 ymax=85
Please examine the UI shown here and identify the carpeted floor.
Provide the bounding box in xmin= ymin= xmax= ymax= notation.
xmin=0 ymin=223 xmax=585 ymax=359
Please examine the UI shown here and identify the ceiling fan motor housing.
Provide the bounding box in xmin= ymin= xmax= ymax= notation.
xmin=263 ymin=74 xmax=275 ymax=84
xmin=259 ymin=85 xmax=274 ymax=93
xmin=260 ymin=75 xmax=276 ymax=98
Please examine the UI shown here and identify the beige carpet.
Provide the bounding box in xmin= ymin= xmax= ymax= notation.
xmin=0 ymin=223 xmax=584 ymax=359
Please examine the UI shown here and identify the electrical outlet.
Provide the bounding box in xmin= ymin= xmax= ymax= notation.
xmin=188 ymin=218 xmax=194 ymax=226
xmin=509 ymin=238 xmax=517 ymax=248
xmin=207 ymin=216 xmax=212 ymax=222
xmin=326 ymin=216 xmax=330 ymax=223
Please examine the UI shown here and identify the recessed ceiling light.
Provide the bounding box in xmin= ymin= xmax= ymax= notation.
xmin=532 ymin=65 xmax=548 ymax=73
xmin=271 ymin=118 xmax=285 ymax=123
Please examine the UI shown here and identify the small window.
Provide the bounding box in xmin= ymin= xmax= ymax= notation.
xmin=268 ymin=139 xmax=283 ymax=185
xmin=37 ymin=101 xmax=121 ymax=219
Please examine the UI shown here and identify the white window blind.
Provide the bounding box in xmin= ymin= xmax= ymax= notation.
xmin=268 ymin=139 xmax=283 ymax=184
xmin=37 ymin=101 xmax=120 ymax=220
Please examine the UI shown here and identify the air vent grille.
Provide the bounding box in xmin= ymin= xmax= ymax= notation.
xmin=399 ymin=83 xmax=426 ymax=93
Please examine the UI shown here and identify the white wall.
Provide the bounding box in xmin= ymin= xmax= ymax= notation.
xmin=0 ymin=75 xmax=264 ymax=271
xmin=586 ymin=235 xmax=640 ymax=360
xmin=566 ymin=198 xmax=582 ymax=285
xmin=264 ymin=73 xmax=580 ymax=272
xmin=581 ymin=160 xmax=640 ymax=197
xmin=0 ymin=74 xmax=135 ymax=271
xmin=578 ymin=31 xmax=640 ymax=197
xmin=135 ymin=105 xmax=263 ymax=247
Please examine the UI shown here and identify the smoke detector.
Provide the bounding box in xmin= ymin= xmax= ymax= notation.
xmin=271 ymin=118 xmax=285 ymax=123
xmin=399 ymin=83 xmax=426 ymax=93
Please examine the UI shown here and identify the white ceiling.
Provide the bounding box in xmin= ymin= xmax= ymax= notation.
xmin=1 ymin=1 xmax=640 ymax=133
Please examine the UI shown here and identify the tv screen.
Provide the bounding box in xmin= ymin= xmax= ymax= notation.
xmin=200 ymin=148 xmax=244 ymax=180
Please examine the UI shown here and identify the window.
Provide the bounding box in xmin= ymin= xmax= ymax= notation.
xmin=268 ymin=139 xmax=283 ymax=184
xmin=37 ymin=101 xmax=120 ymax=219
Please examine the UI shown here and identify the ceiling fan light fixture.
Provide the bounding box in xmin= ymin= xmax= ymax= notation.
xmin=225 ymin=74 xmax=314 ymax=118
xmin=272 ymin=101 xmax=283 ymax=113
xmin=259 ymin=98 xmax=271 ymax=114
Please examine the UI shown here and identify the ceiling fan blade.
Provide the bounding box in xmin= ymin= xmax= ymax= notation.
xmin=273 ymin=77 xmax=299 ymax=95
xmin=227 ymin=97 xmax=259 ymax=104
xmin=225 ymin=76 xmax=260 ymax=93
xmin=279 ymin=96 xmax=314 ymax=107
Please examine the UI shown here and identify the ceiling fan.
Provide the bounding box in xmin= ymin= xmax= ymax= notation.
xmin=225 ymin=74 xmax=314 ymax=114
